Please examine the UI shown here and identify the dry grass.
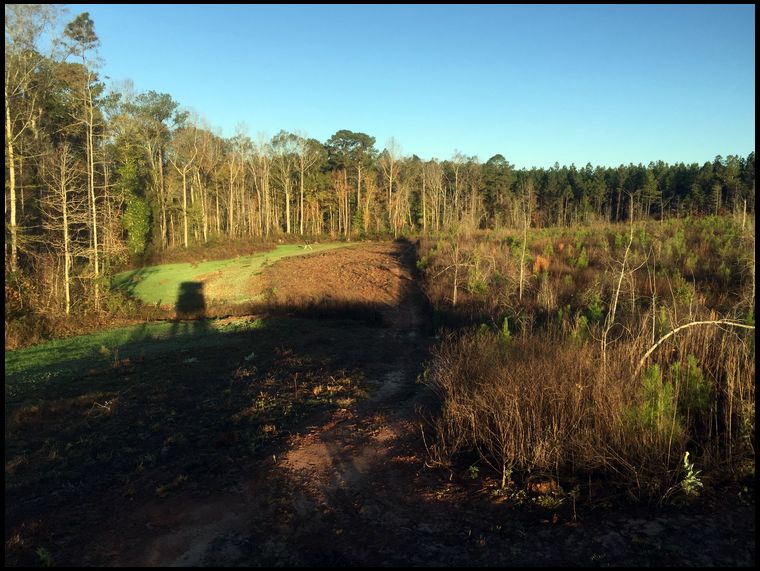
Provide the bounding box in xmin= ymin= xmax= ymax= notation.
xmin=422 ymin=322 xmax=754 ymax=498
xmin=418 ymin=217 xmax=755 ymax=499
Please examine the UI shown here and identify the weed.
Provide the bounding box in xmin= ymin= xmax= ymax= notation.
xmin=155 ymin=474 xmax=188 ymax=497
xmin=533 ymin=494 xmax=565 ymax=509
xmin=679 ymin=451 xmax=703 ymax=497
xmin=35 ymin=546 xmax=54 ymax=567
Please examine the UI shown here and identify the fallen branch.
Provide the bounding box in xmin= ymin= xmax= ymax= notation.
xmin=634 ymin=319 xmax=755 ymax=378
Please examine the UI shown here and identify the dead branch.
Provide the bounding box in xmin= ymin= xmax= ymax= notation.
xmin=634 ymin=319 xmax=755 ymax=378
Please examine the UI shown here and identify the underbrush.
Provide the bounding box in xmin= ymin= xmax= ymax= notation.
xmin=5 ymin=287 xmax=167 ymax=351
xmin=418 ymin=216 xmax=755 ymax=501
xmin=422 ymin=324 xmax=754 ymax=501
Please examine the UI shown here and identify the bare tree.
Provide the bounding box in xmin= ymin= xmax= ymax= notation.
xmin=168 ymin=124 xmax=199 ymax=248
xmin=64 ymin=12 xmax=102 ymax=307
xmin=271 ymin=131 xmax=299 ymax=234
xmin=518 ymin=177 xmax=535 ymax=302
xmin=5 ymin=4 xmax=62 ymax=271
xmin=379 ymin=137 xmax=401 ymax=237
xmin=294 ymin=133 xmax=322 ymax=236
xmin=424 ymin=160 xmax=445 ymax=232
xmin=40 ymin=143 xmax=88 ymax=315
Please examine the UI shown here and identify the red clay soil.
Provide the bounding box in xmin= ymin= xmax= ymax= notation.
xmin=258 ymin=243 xmax=403 ymax=305
xmin=12 ymin=241 xmax=755 ymax=566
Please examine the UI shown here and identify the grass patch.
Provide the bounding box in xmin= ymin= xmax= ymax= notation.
xmin=4 ymin=318 xmax=265 ymax=401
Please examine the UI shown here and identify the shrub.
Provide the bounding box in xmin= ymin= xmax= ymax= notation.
xmin=573 ymin=247 xmax=589 ymax=269
xmin=586 ymin=293 xmax=605 ymax=323
xmin=670 ymin=355 xmax=710 ymax=414
xmin=630 ymin=364 xmax=680 ymax=437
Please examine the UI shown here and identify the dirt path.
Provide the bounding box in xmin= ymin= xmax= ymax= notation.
xmin=83 ymin=242 xmax=430 ymax=566
xmin=72 ymin=242 xmax=754 ymax=566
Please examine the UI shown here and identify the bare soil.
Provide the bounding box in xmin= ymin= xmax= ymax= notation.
xmin=5 ymin=241 xmax=755 ymax=566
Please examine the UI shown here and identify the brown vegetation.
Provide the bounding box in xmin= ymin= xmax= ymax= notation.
xmin=418 ymin=216 xmax=755 ymax=498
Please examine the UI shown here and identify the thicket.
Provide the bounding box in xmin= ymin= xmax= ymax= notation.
xmin=419 ymin=215 xmax=755 ymax=501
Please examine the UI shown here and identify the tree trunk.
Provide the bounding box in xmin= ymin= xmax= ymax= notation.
xmin=299 ymin=158 xmax=305 ymax=235
xmin=158 ymin=147 xmax=167 ymax=249
xmin=182 ymin=169 xmax=188 ymax=248
xmin=197 ymin=170 xmax=208 ymax=242
xmin=83 ymin=66 xmax=99 ymax=310
xmin=286 ymin=188 xmax=291 ymax=234
xmin=422 ymin=168 xmax=427 ymax=233
xmin=228 ymin=162 xmax=235 ymax=237
xmin=61 ymin=156 xmax=71 ymax=315
xmin=356 ymin=164 xmax=362 ymax=233
xmin=452 ymin=242 xmax=459 ymax=307
xmin=215 ymin=188 xmax=220 ymax=236
xmin=5 ymin=93 xmax=18 ymax=271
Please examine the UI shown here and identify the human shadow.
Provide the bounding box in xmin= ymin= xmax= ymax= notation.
xmin=171 ymin=281 xmax=211 ymax=336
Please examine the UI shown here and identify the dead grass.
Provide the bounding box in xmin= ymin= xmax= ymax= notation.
xmin=422 ymin=321 xmax=754 ymax=498
xmin=418 ymin=218 xmax=754 ymax=498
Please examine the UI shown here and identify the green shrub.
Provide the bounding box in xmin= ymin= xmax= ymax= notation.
xmin=637 ymin=228 xmax=652 ymax=250
xmin=684 ymin=252 xmax=698 ymax=274
xmin=631 ymin=364 xmax=680 ymax=437
xmin=586 ymin=294 xmax=605 ymax=323
xmin=573 ymin=230 xmax=588 ymax=251
xmin=556 ymin=304 xmax=571 ymax=326
xmin=571 ymin=314 xmax=589 ymax=343
xmin=671 ymin=272 xmax=695 ymax=306
xmin=573 ymin=247 xmax=589 ymax=269
xmin=671 ymin=355 xmax=710 ymax=413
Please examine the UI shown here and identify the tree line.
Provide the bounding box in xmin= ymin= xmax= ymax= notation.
xmin=6 ymin=6 xmax=755 ymax=317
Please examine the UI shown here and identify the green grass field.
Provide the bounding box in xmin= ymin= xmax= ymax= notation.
xmin=111 ymin=242 xmax=354 ymax=306
xmin=4 ymin=317 xmax=267 ymax=401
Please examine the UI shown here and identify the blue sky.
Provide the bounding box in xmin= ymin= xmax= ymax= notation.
xmin=66 ymin=4 xmax=754 ymax=168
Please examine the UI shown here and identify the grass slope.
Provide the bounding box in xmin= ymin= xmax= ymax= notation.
xmin=111 ymin=242 xmax=354 ymax=306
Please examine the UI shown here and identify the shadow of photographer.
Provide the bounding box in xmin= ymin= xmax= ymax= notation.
xmin=172 ymin=281 xmax=210 ymax=336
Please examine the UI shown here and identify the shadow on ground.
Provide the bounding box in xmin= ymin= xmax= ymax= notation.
xmin=5 ymin=241 xmax=754 ymax=567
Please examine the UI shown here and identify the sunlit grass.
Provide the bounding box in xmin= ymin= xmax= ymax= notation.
xmin=111 ymin=242 xmax=355 ymax=306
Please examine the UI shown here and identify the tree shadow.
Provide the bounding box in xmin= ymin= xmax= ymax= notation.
xmin=111 ymin=267 xmax=159 ymax=298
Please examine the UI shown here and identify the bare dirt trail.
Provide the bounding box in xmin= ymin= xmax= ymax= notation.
xmin=75 ymin=242 xmax=753 ymax=566
xmin=85 ymin=241 xmax=437 ymax=566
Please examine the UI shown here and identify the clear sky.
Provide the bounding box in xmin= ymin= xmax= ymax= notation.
xmin=65 ymin=4 xmax=754 ymax=168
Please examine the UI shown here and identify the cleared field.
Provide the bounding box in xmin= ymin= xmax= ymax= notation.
xmin=5 ymin=240 xmax=754 ymax=567
xmin=111 ymin=242 xmax=355 ymax=306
